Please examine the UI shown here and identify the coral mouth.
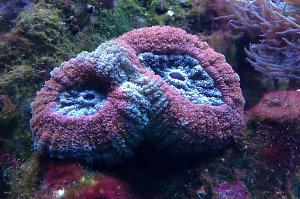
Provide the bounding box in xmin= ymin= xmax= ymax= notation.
xmin=138 ymin=52 xmax=224 ymax=106
xmin=55 ymin=88 xmax=107 ymax=116
xmin=169 ymin=71 xmax=186 ymax=81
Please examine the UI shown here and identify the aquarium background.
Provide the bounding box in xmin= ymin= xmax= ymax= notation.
xmin=0 ymin=0 xmax=300 ymax=198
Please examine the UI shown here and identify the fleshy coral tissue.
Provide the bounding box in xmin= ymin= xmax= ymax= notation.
xmin=219 ymin=0 xmax=300 ymax=80
xmin=30 ymin=26 xmax=245 ymax=164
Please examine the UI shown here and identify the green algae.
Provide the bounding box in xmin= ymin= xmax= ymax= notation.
xmin=0 ymin=0 xmax=165 ymax=165
xmin=8 ymin=154 xmax=45 ymax=199
xmin=0 ymin=0 xmax=238 ymax=167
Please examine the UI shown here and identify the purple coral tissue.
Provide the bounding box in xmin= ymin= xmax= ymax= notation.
xmin=30 ymin=26 xmax=245 ymax=163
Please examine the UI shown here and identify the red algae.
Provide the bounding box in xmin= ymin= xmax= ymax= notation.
xmin=67 ymin=176 xmax=137 ymax=199
xmin=246 ymin=90 xmax=300 ymax=171
xmin=44 ymin=161 xmax=82 ymax=190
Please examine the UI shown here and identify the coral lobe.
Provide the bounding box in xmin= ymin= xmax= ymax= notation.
xmin=31 ymin=26 xmax=245 ymax=163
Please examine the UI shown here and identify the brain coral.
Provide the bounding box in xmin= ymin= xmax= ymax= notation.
xmin=31 ymin=26 xmax=245 ymax=163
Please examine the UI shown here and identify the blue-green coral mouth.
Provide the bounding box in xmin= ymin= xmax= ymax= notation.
xmin=138 ymin=52 xmax=224 ymax=106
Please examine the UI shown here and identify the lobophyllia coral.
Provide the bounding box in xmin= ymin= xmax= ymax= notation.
xmin=30 ymin=26 xmax=245 ymax=163
xmin=218 ymin=0 xmax=300 ymax=80
xmin=116 ymin=26 xmax=245 ymax=155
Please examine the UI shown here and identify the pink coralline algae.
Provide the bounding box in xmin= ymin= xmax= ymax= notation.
xmin=30 ymin=26 xmax=245 ymax=163
xmin=215 ymin=181 xmax=250 ymax=199
xmin=247 ymin=90 xmax=300 ymax=171
xmin=248 ymin=90 xmax=300 ymax=122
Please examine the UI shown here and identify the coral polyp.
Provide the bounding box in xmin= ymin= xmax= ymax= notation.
xmin=138 ymin=53 xmax=224 ymax=105
xmin=30 ymin=26 xmax=245 ymax=163
xmin=55 ymin=89 xmax=107 ymax=116
xmin=117 ymin=26 xmax=245 ymax=155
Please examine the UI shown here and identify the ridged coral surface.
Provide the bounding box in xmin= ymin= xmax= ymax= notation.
xmin=31 ymin=26 xmax=245 ymax=163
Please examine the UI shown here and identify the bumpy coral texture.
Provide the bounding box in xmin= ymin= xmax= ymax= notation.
xmin=138 ymin=53 xmax=224 ymax=105
xmin=116 ymin=26 xmax=245 ymax=155
xmin=31 ymin=26 xmax=244 ymax=162
xmin=30 ymin=42 xmax=154 ymax=163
